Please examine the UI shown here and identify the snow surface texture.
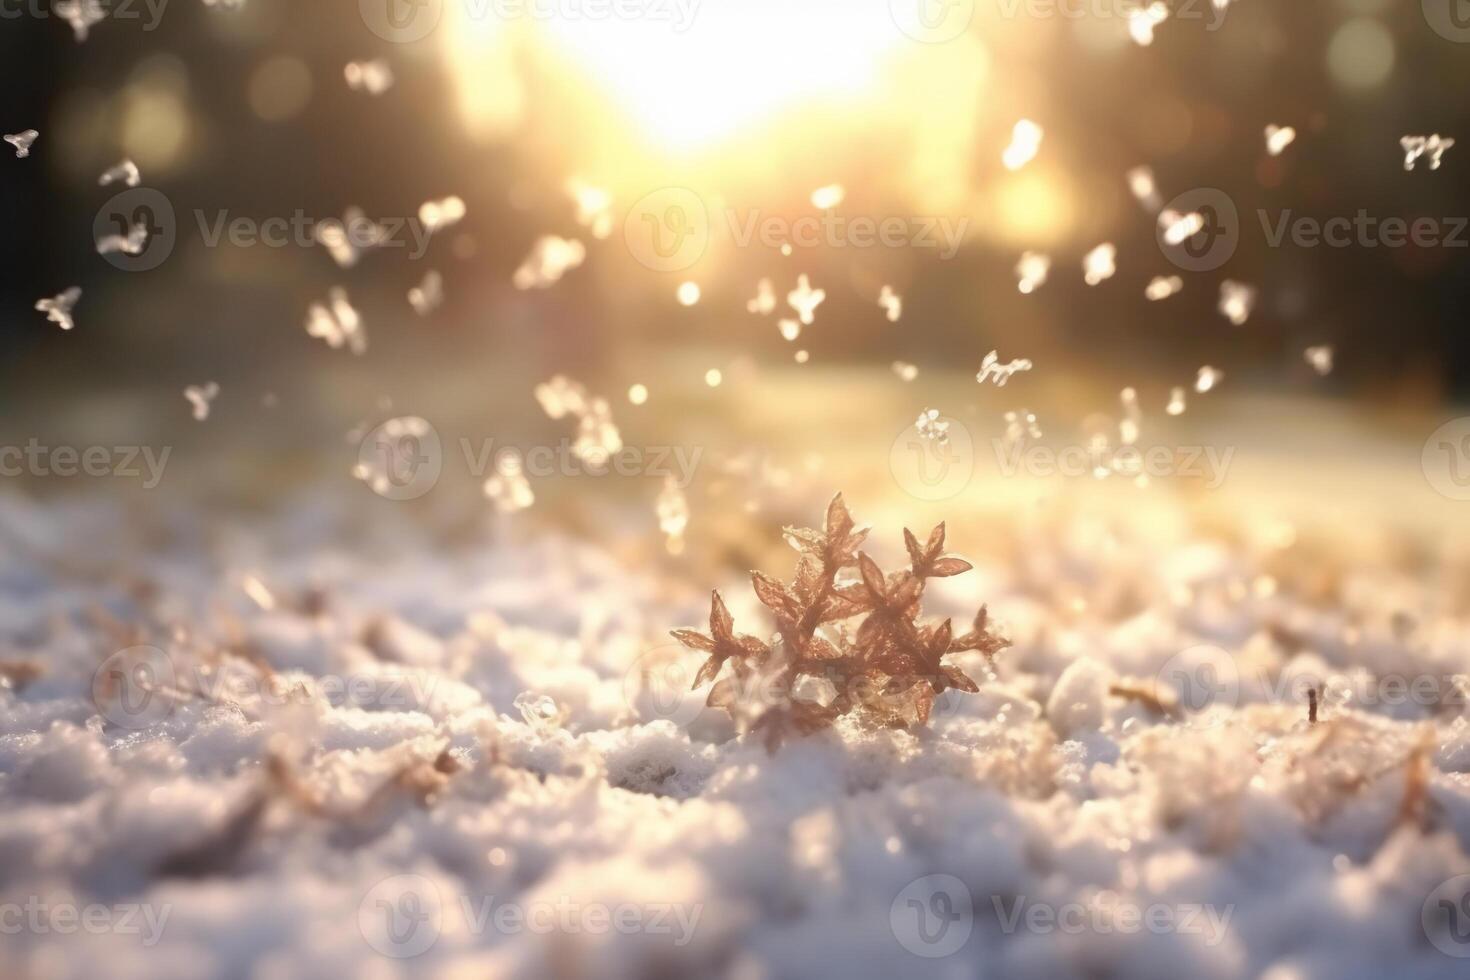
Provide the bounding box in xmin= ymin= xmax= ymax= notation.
xmin=2 ymin=489 xmax=1470 ymax=980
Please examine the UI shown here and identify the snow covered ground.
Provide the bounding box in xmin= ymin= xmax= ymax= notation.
xmin=2 ymin=485 xmax=1470 ymax=980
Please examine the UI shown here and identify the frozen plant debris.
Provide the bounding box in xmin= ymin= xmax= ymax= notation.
xmin=1218 ymin=280 xmax=1257 ymax=326
xmin=1195 ymin=365 xmax=1223 ymax=393
xmin=786 ymin=274 xmax=825 ymax=325
xmin=1127 ymin=166 xmax=1161 ymax=211
xmin=977 ymin=349 xmax=1034 ymax=387
xmin=534 ymin=375 xmax=622 ymax=464
xmin=408 ymin=270 xmax=443 ymax=316
xmin=1015 ymin=251 xmax=1051 ymax=294
xmin=344 ymin=60 xmax=394 ymax=95
xmin=482 ymin=450 xmax=535 ymax=514
xmin=98 ymin=159 xmax=140 ymax=187
xmin=5 ymin=130 xmax=38 ymax=158
xmin=1002 ymin=119 xmax=1043 ymax=171
xmin=671 ymin=494 xmax=1008 ymax=751
xmin=418 ymin=195 xmax=466 ymax=234
xmin=1158 ymin=209 xmax=1204 ymax=246
xmin=878 ymin=285 xmax=902 ymax=323
xmin=97 ymin=220 xmax=149 ymax=256
xmin=676 ymin=281 xmax=701 ymax=306
xmin=1128 ymin=2 xmax=1168 ymax=45
xmin=513 ymin=236 xmax=585 ymax=290
xmin=184 ymin=383 xmax=220 ymax=422
xmin=891 ymin=361 xmax=919 ymax=382
xmin=305 ymin=288 xmax=367 ymax=355
xmin=810 ymin=184 xmax=845 ymax=209
xmin=567 ymin=180 xmax=614 ymax=239
xmin=1082 ymin=243 xmax=1117 ymax=286
xmin=1265 ymin=124 xmax=1296 ymax=156
xmin=1304 ymin=345 xmax=1334 ymax=376
xmin=1401 ymin=134 xmax=1454 ymax=171
xmin=1145 ymin=275 xmax=1183 ymax=300
xmin=656 ymin=476 xmax=690 ymax=554
xmin=35 ymin=287 xmax=81 ymax=331
xmin=915 ymin=409 xmax=950 ymax=446
xmin=1166 ymin=386 xmax=1187 ymax=415
xmin=55 ymin=0 xmax=104 ymax=41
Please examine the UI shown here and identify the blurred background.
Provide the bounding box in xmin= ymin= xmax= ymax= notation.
xmin=1 ymin=0 xmax=1468 ymax=558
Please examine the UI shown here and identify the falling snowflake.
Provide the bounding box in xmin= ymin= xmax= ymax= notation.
xmin=55 ymin=0 xmax=105 ymax=41
xmin=1015 ymin=252 xmax=1050 ymax=294
xmin=35 ymin=288 xmax=81 ymax=331
xmin=746 ymin=278 xmax=776 ymax=315
xmin=1002 ymin=409 xmax=1042 ymax=449
xmin=96 ymin=221 xmax=148 ymax=256
xmin=878 ymin=285 xmax=903 ymax=323
xmin=344 ymin=60 xmax=394 ymax=95
xmin=915 ymin=409 xmax=950 ymax=446
xmin=98 ymin=159 xmax=140 ymax=187
xmin=1304 ymin=345 xmax=1334 ymax=376
xmin=483 ymin=450 xmax=535 ymax=514
xmin=1401 ymin=134 xmax=1454 ymax=171
xmin=892 ymin=361 xmax=919 ymax=382
xmin=408 ymin=271 xmax=443 ymax=316
xmin=1127 ymin=166 xmax=1161 ymax=211
xmin=1195 ymin=365 xmax=1224 ymax=393
xmin=184 ymin=383 xmax=220 ymax=422
xmin=1129 ymin=2 xmax=1168 ymax=45
xmin=656 ymin=476 xmax=690 ymax=554
xmin=1265 ymin=125 xmax=1296 ymax=157
xmin=1218 ymin=280 xmax=1257 ymax=326
xmin=1166 ymin=386 xmax=1187 ymax=416
xmin=305 ymin=288 xmax=367 ymax=355
xmin=1158 ymin=209 xmax=1204 ymax=246
xmin=5 ymin=130 xmax=38 ymax=158
xmin=1002 ymin=119 xmax=1043 ymax=171
xmin=1145 ymin=276 xmax=1183 ymax=300
xmin=1082 ymin=243 xmax=1117 ymax=286
xmin=977 ymin=350 xmax=1034 ymax=387
xmin=419 ymin=195 xmax=466 ymax=235
xmin=810 ymin=184 xmax=845 ymax=209
xmin=513 ymin=236 xmax=585 ymax=290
